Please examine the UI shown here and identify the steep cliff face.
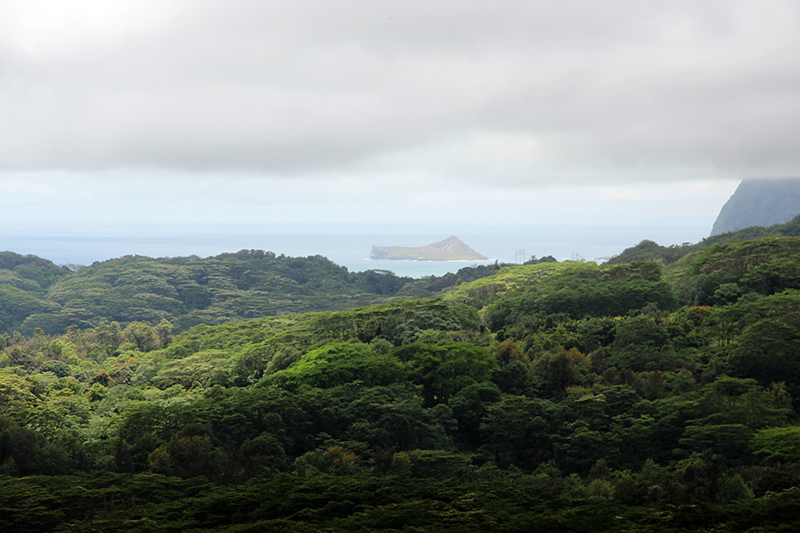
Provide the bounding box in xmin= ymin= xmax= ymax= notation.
xmin=711 ymin=178 xmax=800 ymax=236
xmin=370 ymin=236 xmax=488 ymax=261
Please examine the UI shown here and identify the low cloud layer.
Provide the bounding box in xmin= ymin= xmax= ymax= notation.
xmin=2 ymin=1 xmax=799 ymax=184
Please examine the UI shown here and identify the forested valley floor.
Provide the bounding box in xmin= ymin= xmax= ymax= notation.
xmin=3 ymin=220 xmax=800 ymax=531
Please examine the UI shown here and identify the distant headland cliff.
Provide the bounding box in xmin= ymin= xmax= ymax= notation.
xmin=370 ymin=236 xmax=489 ymax=261
xmin=711 ymin=178 xmax=800 ymax=236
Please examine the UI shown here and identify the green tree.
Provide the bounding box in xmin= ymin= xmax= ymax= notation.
xmin=532 ymin=346 xmax=591 ymax=397
xmin=121 ymin=321 xmax=161 ymax=352
xmin=729 ymin=317 xmax=800 ymax=388
xmin=750 ymin=426 xmax=800 ymax=464
xmin=481 ymin=395 xmax=553 ymax=469
xmin=400 ymin=343 xmax=496 ymax=406
xmin=448 ymin=381 xmax=502 ymax=449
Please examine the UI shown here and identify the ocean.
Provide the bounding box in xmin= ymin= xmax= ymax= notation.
xmin=0 ymin=222 xmax=711 ymax=278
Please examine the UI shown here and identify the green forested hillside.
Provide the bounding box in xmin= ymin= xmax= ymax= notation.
xmin=2 ymin=234 xmax=800 ymax=531
xmin=608 ymin=212 xmax=800 ymax=266
xmin=0 ymin=252 xmax=70 ymax=333
xmin=0 ymin=249 xmax=499 ymax=335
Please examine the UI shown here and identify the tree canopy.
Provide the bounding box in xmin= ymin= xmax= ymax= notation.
xmin=1 ymin=229 xmax=800 ymax=530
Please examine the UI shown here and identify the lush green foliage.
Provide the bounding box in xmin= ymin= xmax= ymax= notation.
xmin=0 ymin=250 xmax=499 ymax=336
xmin=608 ymin=212 xmax=800 ymax=266
xmin=450 ymin=260 xmax=676 ymax=331
xmin=676 ymin=237 xmax=800 ymax=306
xmin=0 ymin=252 xmax=69 ymax=332
xmin=2 ymin=231 xmax=800 ymax=530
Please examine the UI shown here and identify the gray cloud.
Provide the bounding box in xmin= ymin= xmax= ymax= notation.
xmin=0 ymin=0 xmax=798 ymax=183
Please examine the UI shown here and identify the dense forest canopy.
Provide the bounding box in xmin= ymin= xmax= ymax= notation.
xmin=3 ymin=227 xmax=800 ymax=530
xmin=0 ymin=249 xmax=500 ymax=336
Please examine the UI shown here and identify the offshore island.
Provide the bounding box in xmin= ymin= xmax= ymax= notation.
xmin=369 ymin=235 xmax=489 ymax=261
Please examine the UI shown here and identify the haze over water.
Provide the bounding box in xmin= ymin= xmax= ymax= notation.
xmin=1 ymin=222 xmax=710 ymax=278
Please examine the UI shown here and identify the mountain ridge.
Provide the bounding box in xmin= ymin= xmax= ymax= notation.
xmin=711 ymin=178 xmax=800 ymax=236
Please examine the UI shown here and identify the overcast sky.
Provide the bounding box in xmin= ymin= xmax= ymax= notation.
xmin=2 ymin=0 xmax=799 ymax=245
